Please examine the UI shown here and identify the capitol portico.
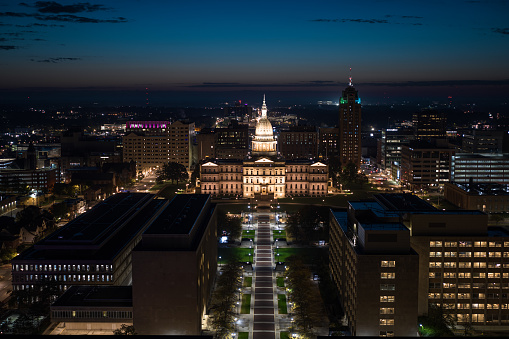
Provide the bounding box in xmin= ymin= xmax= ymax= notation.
xmin=200 ymin=96 xmax=328 ymax=199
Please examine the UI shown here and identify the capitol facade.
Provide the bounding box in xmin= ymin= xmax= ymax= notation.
xmin=200 ymin=96 xmax=328 ymax=199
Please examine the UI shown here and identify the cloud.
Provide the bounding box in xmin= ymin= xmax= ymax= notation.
xmin=31 ymin=57 xmax=81 ymax=62
xmin=19 ymin=1 xmax=111 ymax=14
xmin=0 ymin=6 xmax=126 ymax=23
xmin=16 ymin=22 xmax=65 ymax=27
xmin=310 ymin=18 xmax=389 ymax=24
xmin=492 ymin=27 xmax=509 ymax=35
xmin=0 ymin=45 xmax=19 ymax=50
xmin=33 ymin=14 xmax=127 ymax=23
xmin=385 ymin=15 xmax=424 ymax=19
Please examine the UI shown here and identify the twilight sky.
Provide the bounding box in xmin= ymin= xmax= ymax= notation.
xmin=1 ymin=0 xmax=509 ymax=104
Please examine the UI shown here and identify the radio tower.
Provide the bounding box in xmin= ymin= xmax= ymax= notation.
xmin=145 ymin=87 xmax=150 ymax=106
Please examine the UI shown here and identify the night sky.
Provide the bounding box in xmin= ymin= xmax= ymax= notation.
xmin=1 ymin=0 xmax=509 ymax=105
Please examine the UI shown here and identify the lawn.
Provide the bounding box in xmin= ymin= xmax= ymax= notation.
xmin=218 ymin=247 xmax=254 ymax=264
xmin=277 ymin=277 xmax=285 ymax=288
xmin=241 ymin=294 xmax=251 ymax=314
xmin=280 ymin=332 xmax=290 ymax=339
xmin=274 ymin=247 xmax=324 ymax=264
xmin=243 ymin=277 xmax=252 ymax=288
xmin=278 ymin=294 xmax=287 ymax=314
xmin=156 ymin=183 xmax=188 ymax=199
xmin=242 ymin=230 xmax=255 ymax=239
xmin=239 ymin=332 xmax=249 ymax=339
xmin=273 ymin=230 xmax=286 ymax=238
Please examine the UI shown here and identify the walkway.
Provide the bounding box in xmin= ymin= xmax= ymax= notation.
xmin=252 ymin=214 xmax=276 ymax=339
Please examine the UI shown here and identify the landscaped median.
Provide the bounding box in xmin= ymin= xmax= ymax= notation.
xmin=241 ymin=294 xmax=251 ymax=314
xmin=278 ymin=294 xmax=287 ymax=314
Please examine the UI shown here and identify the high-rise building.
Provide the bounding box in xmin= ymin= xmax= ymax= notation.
xmin=331 ymin=193 xmax=509 ymax=331
xmin=338 ymin=79 xmax=361 ymax=168
xmin=279 ymin=126 xmax=318 ymax=160
xmin=123 ymin=120 xmax=196 ymax=175
xmin=412 ymin=109 xmax=446 ymax=140
xmin=330 ymin=197 xmax=419 ymax=336
xmin=400 ymin=140 xmax=455 ymax=190
xmin=379 ymin=127 xmax=415 ymax=171
xmin=461 ymin=130 xmax=507 ymax=154
xmin=318 ymin=127 xmax=339 ymax=159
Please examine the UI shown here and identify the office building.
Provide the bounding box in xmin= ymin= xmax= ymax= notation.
xmin=461 ymin=130 xmax=508 ymax=154
xmin=318 ymin=127 xmax=339 ymax=159
xmin=331 ymin=193 xmax=509 ymax=330
xmin=123 ymin=120 xmax=195 ymax=175
xmin=132 ymin=194 xmax=217 ymax=335
xmin=338 ymin=80 xmax=362 ymax=168
xmin=11 ymin=193 xmax=163 ymax=292
xmin=444 ymin=182 xmax=509 ymax=213
xmin=329 ymin=197 xmax=419 ymax=336
xmin=451 ymin=153 xmax=509 ymax=184
xmin=412 ymin=109 xmax=446 ymax=140
xmin=215 ymin=121 xmax=249 ymax=159
xmin=50 ymin=286 xmax=133 ymax=332
xmin=379 ymin=127 xmax=415 ymax=171
xmin=279 ymin=126 xmax=318 ymax=160
xmin=47 ymin=194 xmax=217 ymax=335
xmin=400 ymin=141 xmax=455 ymax=190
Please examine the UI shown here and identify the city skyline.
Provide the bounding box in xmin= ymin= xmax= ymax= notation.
xmin=1 ymin=0 xmax=509 ymax=105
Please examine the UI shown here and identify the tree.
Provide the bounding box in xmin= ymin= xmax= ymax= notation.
xmin=51 ymin=201 xmax=71 ymax=220
xmin=217 ymin=210 xmax=242 ymax=241
xmin=16 ymin=205 xmax=41 ymax=225
xmin=286 ymin=206 xmax=329 ymax=245
xmin=113 ymin=324 xmax=137 ymax=335
xmin=209 ymin=259 xmax=242 ymax=338
xmin=285 ymin=256 xmax=324 ymax=338
xmin=157 ymin=162 xmax=188 ymax=185
xmin=190 ymin=164 xmax=201 ymax=188
xmin=418 ymin=304 xmax=455 ymax=337
xmin=328 ymin=157 xmax=342 ymax=188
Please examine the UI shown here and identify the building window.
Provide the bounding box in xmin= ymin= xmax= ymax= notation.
xmin=381 ymin=261 xmax=396 ymax=267
xmin=380 ymin=296 xmax=395 ymax=302
xmin=380 ymin=308 xmax=394 ymax=314
xmin=381 ymin=272 xmax=396 ymax=279
xmin=379 ymin=319 xmax=395 ymax=326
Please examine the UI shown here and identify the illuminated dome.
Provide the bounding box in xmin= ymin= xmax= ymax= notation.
xmin=255 ymin=118 xmax=273 ymax=137
xmin=252 ymin=95 xmax=277 ymax=156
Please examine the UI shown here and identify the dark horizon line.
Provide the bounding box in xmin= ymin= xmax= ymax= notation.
xmin=1 ymin=79 xmax=509 ymax=91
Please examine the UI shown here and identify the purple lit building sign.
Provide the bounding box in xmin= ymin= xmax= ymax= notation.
xmin=127 ymin=121 xmax=170 ymax=129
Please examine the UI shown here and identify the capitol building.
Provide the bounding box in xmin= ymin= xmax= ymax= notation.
xmin=200 ymin=96 xmax=328 ymax=199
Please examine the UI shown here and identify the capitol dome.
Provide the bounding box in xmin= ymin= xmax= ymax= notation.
xmin=255 ymin=118 xmax=273 ymax=137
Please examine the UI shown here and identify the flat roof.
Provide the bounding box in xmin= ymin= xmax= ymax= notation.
xmin=348 ymin=201 xmax=402 ymax=218
xmin=15 ymin=194 xmax=164 ymax=261
xmin=45 ymin=193 xmax=151 ymax=244
xmin=52 ymin=286 xmax=132 ymax=308
xmin=488 ymin=227 xmax=509 ymax=238
xmin=452 ymin=182 xmax=509 ymax=196
xmin=361 ymin=223 xmax=408 ymax=231
xmin=145 ymin=194 xmax=209 ymax=235
xmin=453 ymin=153 xmax=509 ymax=160
xmin=375 ymin=193 xmax=437 ymax=211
